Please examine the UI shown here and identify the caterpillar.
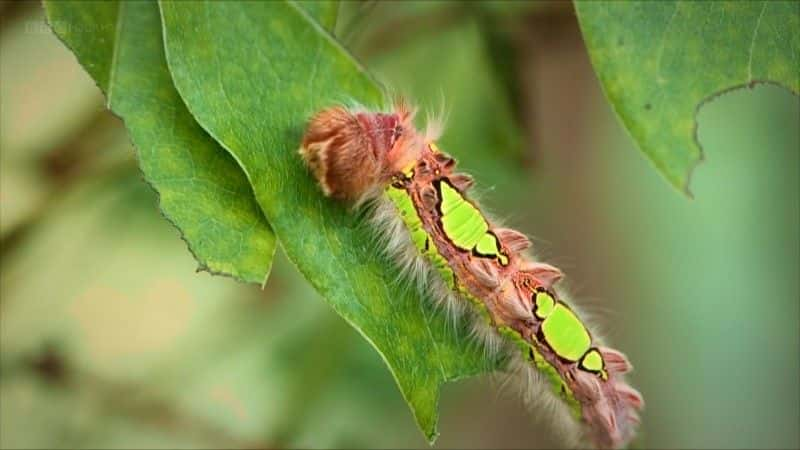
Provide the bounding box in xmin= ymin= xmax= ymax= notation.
xmin=299 ymin=101 xmax=643 ymax=449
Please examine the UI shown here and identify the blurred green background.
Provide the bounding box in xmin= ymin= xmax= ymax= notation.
xmin=1 ymin=1 xmax=798 ymax=448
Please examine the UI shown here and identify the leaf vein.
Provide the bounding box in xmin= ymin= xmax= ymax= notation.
xmin=747 ymin=2 xmax=768 ymax=82
xmin=106 ymin=1 xmax=125 ymax=106
xmin=654 ymin=2 xmax=680 ymax=84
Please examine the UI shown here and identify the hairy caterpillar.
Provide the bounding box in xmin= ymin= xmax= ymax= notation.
xmin=300 ymin=101 xmax=643 ymax=449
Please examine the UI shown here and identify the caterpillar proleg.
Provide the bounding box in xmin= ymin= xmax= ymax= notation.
xmin=300 ymin=101 xmax=643 ymax=449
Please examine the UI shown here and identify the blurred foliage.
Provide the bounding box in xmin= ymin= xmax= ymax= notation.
xmin=1 ymin=1 xmax=798 ymax=449
xmin=576 ymin=1 xmax=800 ymax=195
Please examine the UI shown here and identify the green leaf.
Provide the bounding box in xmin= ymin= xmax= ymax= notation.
xmin=43 ymin=0 xmax=276 ymax=284
xmin=159 ymin=0 xmax=496 ymax=441
xmin=575 ymin=1 xmax=799 ymax=195
xmin=297 ymin=0 xmax=340 ymax=30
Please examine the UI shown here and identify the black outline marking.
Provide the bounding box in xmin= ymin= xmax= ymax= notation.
xmin=434 ymin=179 xmax=470 ymax=252
xmin=532 ymin=287 xmax=556 ymax=320
xmin=578 ymin=347 xmax=606 ymax=378
xmin=471 ymin=230 xmax=508 ymax=265
xmin=535 ymin=295 xmax=599 ymax=366
xmin=390 ymin=175 xmax=408 ymax=190
xmin=435 ymin=178 xmax=509 ymax=265
xmin=390 ymin=166 xmax=415 ymax=189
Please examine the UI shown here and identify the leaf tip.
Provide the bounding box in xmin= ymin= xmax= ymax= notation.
xmin=680 ymin=153 xmax=703 ymax=200
xmin=425 ymin=429 xmax=440 ymax=446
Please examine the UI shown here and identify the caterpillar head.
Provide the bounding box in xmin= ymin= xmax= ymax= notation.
xmin=300 ymin=101 xmax=423 ymax=201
